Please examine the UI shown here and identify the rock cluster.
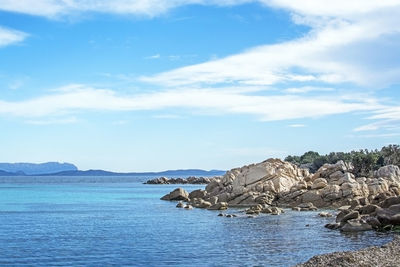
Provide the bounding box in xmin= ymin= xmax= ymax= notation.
xmin=160 ymin=158 xmax=400 ymax=224
xmin=325 ymin=196 xmax=400 ymax=232
xmin=279 ymin=161 xmax=400 ymax=209
xmin=203 ymin=159 xmax=309 ymax=207
xmin=145 ymin=176 xmax=217 ymax=184
xmin=245 ymin=205 xmax=284 ymax=215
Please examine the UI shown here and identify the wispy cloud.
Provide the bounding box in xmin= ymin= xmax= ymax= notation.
xmin=0 ymin=1 xmax=399 ymax=131
xmin=141 ymin=9 xmax=400 ymax=88
xmin=0 ymin=26 xmax=28 ymax=47
xmin=8 ymin=80 xmax=24 ymax=90
xmin=288 ymin=124 xmax=306 ymax=128
xmin=112 ymin=120 xmax=129 ymax=125
xmin=0 ymin=84 xmax=382 ymax=121
xmin=131 ymin=0 xmax=400 ymax=133
xmin=284 ymin=86 xmax=334 ymax=94
xmin=145 ymin=54 xmax=160 ymax=59
xmin=0 ymin=0 xmax=257 ymax=18
xmin=153 ymin=114 xmax=183 ymax=119
xmin=358 ymin=133 xmax=400 ymax=138
xmin=354 ymin=106 xmax=400 ymax=132
xmin=25 ymin=117 xmax=78 ymax=125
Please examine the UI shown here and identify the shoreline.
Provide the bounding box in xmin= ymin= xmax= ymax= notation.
xmin=296 ymin=235 xmax=400 ymax=266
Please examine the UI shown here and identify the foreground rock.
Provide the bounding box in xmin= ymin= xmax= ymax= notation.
xmin=296 ymin=236 xmax=400 ymax=267
xmin=160 ymin=188 xmax=189 ymax=201
xmin=145 ymin=176 xmax=218 ymax=184
xmin=326 ymin=196 xmax=400 ymax=232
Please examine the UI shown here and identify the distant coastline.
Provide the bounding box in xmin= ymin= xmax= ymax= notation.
xmin=0 ymin=162 xmax=225 ymax=177
xmin=40 ymin=169 xmax=226 ymax=177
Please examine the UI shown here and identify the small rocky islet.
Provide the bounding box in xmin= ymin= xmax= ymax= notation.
xmin=144 ymin=176 xmax=216 ymax=184
xmin=159 ymin=158 xmax=400 ymax=265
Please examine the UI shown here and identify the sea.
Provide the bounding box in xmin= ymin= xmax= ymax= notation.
xmin=0 ymin=176 xmax=395 ymax=267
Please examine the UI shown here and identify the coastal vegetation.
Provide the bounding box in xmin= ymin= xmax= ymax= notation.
xmin=285 ymin=144 xmax=400 ymax=175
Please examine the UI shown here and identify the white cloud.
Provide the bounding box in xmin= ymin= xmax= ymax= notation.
xmin=284 ymin=86 xmax=334 ymax=94
xmin=141 ymin=10 xmax=400 ymax=88
xmin=132 ymin=0 xmax=400 ymax=133
xmin=0 ymin=0 xmax=399 ymax=129
xmin=145 ymin=54 xmax=160 ymax=59
xmin=2 ymin=1 xmax=400 ymax=88
xmin=0 ymin=0 xmax=254 ymax=18
xmin=354 ymin=107 xmax=400 ymax=132
xmin=288 ymin=124 xmax=305 ymax=128
xmin=0 ymin=84 xmax=382 ymax=122
xmin=262 ymin=0 xmax=400 ymax=18
xmin=153 ymin=114 xmax=183 ymax=119
xmin=2 ymin=0 xmax=396 ymax=19
xmin=0 ymin=26 xmax=28 ymax=47
xmin=26 ymin=117 xmax=78 ymax=125
xmin=358 ymin=133 xmax=400 ymax=138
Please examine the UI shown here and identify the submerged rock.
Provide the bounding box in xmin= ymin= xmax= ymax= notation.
xmin=340 ymin=211 xmax=360 ymax=223
xmin=318 ymin=212 xmax=333 ymax=217
xmin=324 ymin=223 xmax=341 ymax=230
xmin=207 ymin=202 xmax=228 ymax=210
xmin=340 ymin=219 xmax=372 ymax=232
xmin=293 ymin=202 xmax=318 ymax=211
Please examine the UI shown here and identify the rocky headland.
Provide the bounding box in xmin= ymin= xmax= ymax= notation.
xmin=144 ymin=176 xmax=218 ymax=184
xmin=161 ymin=158 xmax=400 ymax=232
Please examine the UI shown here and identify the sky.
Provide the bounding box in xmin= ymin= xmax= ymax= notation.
xmin=0 ymin=0 xmax=399 ymax=172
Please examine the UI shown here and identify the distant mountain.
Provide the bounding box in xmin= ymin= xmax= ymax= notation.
xmin=43 ymin=169 xmax=226 ymax=177
xmin=0 ymin=162 xmax=78 ymax=175
xmin=0 ymin=170 xmax=24 ymax=176
xmin=0 ymin=162 xmax=225 ymax=177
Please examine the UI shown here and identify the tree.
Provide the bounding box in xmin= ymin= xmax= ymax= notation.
xmin=299 ymin=151 xmax=320 ymax=164
xmin=381 ymin=144 xmax=400 ymax=166
xmin=283 ymin=145 xmax=399 ymax=175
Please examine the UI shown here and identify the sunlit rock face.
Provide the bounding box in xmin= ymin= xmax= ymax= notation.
xmin=162 ymin=159 xmax=400 ymax=211
xmin=202 ymin=158 xmax=309 ymax=206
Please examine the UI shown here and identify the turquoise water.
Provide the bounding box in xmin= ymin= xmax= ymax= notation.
xmin=0 ymin=177 xmax=394 ymax=266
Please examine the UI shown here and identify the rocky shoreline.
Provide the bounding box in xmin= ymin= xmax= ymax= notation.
xmin=296 ymin=236 xmax=400 ymax=267
xmin=144 ymin=176 xmax=218 ymax=185
xmin=160 ymin=158 xmax=400 ymax=232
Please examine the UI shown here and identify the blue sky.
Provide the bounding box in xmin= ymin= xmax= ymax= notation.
xmin=0 ymin=0 xmax=399 ymax=172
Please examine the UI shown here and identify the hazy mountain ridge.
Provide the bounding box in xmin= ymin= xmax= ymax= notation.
xmin=0 ymin=170 xmax=23 ymax=176
xmin=0 ymin=162 xmax=78 ymax=175
xmin=0 ymin=162 xmax=225 ymax=177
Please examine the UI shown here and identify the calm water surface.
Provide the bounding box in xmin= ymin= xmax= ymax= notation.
xmin=0 ymin=177 xmax=395 ymax=266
